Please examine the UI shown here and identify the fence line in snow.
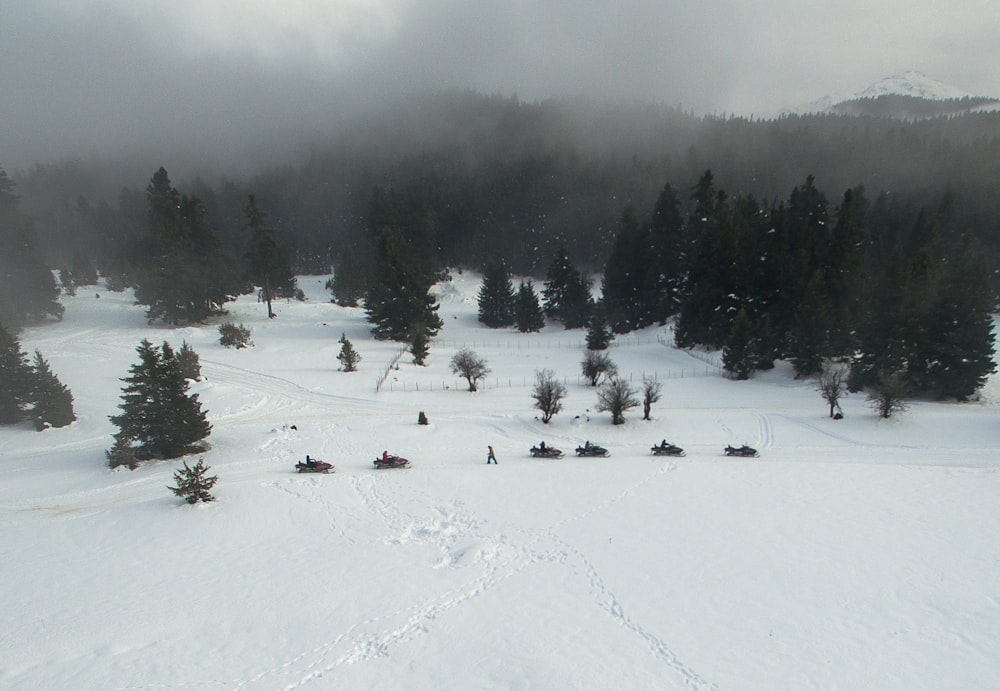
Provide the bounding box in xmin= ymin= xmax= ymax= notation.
xmin=375 ymin=345 xmax=408 ymax=393
xmin=377 ymin=366 xmax=721 ymax=393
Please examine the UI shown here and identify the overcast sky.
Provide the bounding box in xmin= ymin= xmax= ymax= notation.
xmin=3 ymin=0 xmax=999 ymax=174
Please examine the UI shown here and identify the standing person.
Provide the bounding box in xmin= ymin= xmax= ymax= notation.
xmin=487 ymin=445 xmax=497 ymax=464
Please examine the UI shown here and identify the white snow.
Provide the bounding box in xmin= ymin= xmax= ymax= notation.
xmin=2 ymin=273 xmax=999 ymax=690
xmin=786 ymin=70 xmax=997 ymax=115
xmin=855 ymin=70 xmax=976 ymax=101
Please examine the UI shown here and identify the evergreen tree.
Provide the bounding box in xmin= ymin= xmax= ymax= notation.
xmin=29 ymin=350 xmax=75 ymax=430
xmin=585 ymin=301 xmax=613 ymax=350
xmin=70 ymin=250 xmax=99 ymax=286
xmin=722 ymin=307 xmax=757 ymax=380
xmin=0 ymin=323 xmax=32 ymax=424
xmin=543 ymin=243 xmax=592 ymax=328
xmin=168 ymin=458 xmax=218 ymax=504
xmin=329 ymin=244 xmax=366 ymax=307
xmin=477 ymin=262 xmax=516 ymax=327
xmin=364 ymin=226 xmax=443 ymax=341
xmin=645 ymin=182 xmax=686 ymax=323
xmin=133 ymin=168 xmax=231 ymax=325
xmin=514 ymin=281 xmax=545 ymax=332
xmin=601 ymin=208 xmax=649 ymax=332
xmin=219 ymin=322 xmax=252 ymax=349
xmin=410 ymin=328 xmax=429 ymax=366
xmin=921 ymin=233 xmax=997 ymax=399
xmin=107 ymin=339 xmax=212 ymax=466
xmin=787 ymin=270 xmax=830 ymax=377
xmin=58 ymin=268 xmax=76 ymax=296
xmin=0 ymin=169 xmax=64 ymax=329
xmin=176 ymin=341 xmax=202 ymax=381
xmin=245 ymin=194 xmax=298 ymax=319
xmin=561 ymin=274 xmax=593 ymax=330
xmin=674 ymin=171 xmax=741 ymax=348
xmin=825 ymin=186 xmax=869 ymax=355
xmin=337 ymin=333 xmax=361 ymax=372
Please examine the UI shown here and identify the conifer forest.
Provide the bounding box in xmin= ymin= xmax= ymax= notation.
xmin=2 ymin=91 xmax=997 ymax=403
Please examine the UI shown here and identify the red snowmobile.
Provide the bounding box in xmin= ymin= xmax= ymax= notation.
xmin=374 ymin=453 xmax=411 ymax=469
xmin=530 ymin=444 xmax=564 ymax=458
xmin=295 ymin=456 xmax=334 ymax=473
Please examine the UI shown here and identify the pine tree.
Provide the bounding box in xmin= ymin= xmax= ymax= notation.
xmin=107 ymin=339 xmax=212 ymax=466
xmin=601 ymin=208 xmax=649 ymax=333
xmin=329 ymin=244 xmax=366 ymax=307
xmin=787 ymin=270 xmax=829 ymax=378
xmin=337 ymin=333 xmax=361 ymax=372
xmin=133 ymin=168 xmax=230 ymax=325
xmin=722 ymin=307 xmax=757 ymax=380
xmin=0 ymin=169 xmax=64 ymax=329
xmin=514 ymin=281 xmax=545 ymax=332
xmin=245 ymin=194 xmax=298 ymax=319
xmin=410 ymin=329 xmax=429 ymax=366
xmin=921 ymin=234 xmax=997 ymax=399
xmin=585 ymin=302 xmax=613 ymax=350
xmin=364 ymin=227 xmax=443 ymax=341
xmin=168 ymin=458 xmax=218 ymax=504
xmin=543 ymin=243 xmax=592 ymax=328
xmin=29 ymin=350 xmax=75 ymax=430
xmin=176 ymin=341 xmax=202 ymax=381
xmin=477 ymin=262 xmax=516 ymax=328
xmin=0 ymin=323 xmax=32 ymax=424
xmin=645 ymin=182 xmax=686 ymax=323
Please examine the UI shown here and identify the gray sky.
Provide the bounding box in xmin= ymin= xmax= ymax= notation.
xmin=3 ymin=0 xmax=998 ymax=174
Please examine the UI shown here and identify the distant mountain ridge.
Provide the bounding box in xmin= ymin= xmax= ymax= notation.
xmin=790 ymin=70 xmax=1000 ymax=118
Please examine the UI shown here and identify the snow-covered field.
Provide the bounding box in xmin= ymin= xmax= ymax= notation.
xmin=2 ymin=272 xmax=998 ymax=690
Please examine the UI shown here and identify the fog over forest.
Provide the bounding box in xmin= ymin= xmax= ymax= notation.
xmin=3 ymin=0 xmax=1000 ymax=177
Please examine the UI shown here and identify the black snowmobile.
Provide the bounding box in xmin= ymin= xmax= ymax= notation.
xmin=724 ymin=444 xmax=759 ymax=458
xmin=651 ymin=442 xmax=685 ymax=457
xmin=575 ymin=442 xmax=609 ymax=457
xmin=295 ymin=456 xmax=335 ymax=473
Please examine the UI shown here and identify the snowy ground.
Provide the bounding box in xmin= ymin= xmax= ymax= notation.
xmin=2 ymin=272 xmax=998 ymax=690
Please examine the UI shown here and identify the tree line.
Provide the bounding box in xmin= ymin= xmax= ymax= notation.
xmin=475 ymin=170 xmax=996 ymax=401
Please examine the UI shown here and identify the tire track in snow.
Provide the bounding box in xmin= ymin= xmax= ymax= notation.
xmin=250 ymin=462 xmax=697 ymax=688
xmin=544 ymin=529 xmax=717 ymax=691
xmin=756 ymin=413 xmax=774 ymax=450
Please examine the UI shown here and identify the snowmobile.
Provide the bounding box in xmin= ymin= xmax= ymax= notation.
xmin=295 ymin=456 xmax=334 ymax=473
xmin=374 ymin=454 xmax=411 ymax=469
xmin=651 ymin=442 xmax=685 ymax=457
xmin=724 ymin=444 xmax=759 ymax=458
xmin=575 ymin=442 xmax=609 ymax=457
xmin=529 ymin=445 xmax=564 ymax=459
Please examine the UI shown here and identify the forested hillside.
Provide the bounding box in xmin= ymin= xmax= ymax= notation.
xmin=2 ymin=90 xmax=998 ymax=401
xmin=9 ymin=90 xmax=1000 ymax=279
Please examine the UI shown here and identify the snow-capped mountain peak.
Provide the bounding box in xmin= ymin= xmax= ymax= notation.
xmin=855 ymin=70 xmax=974 ymax=101
xmin=786 ymin=70 xmax=996 ymax=116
